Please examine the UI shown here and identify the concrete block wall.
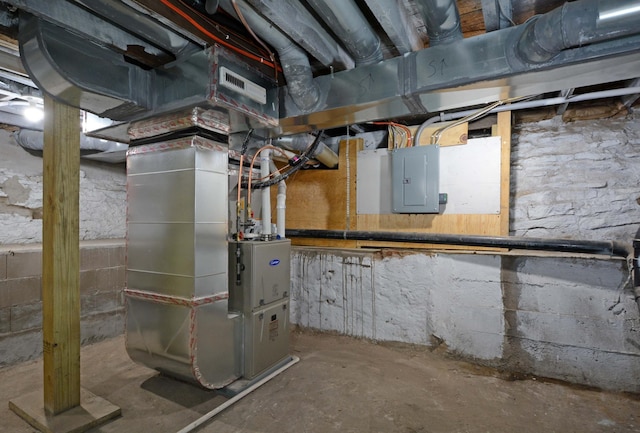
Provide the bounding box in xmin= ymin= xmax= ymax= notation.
xmin=0 ymin=240 xmax=126 ymax=366
xmin=292 ymin=113 xmax=640 ymax=393
xmin=291 ymin=248 xmax=640 ymax=392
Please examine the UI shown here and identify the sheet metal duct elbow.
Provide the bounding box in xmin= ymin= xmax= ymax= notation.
xmin=416 ymin=0 xmax=463 ymax=46
xmin=19 ymin=14 xmax=151 ymax=120
xmin=305 ymin=0 xmax=383 ymax=66
xmin=217 ymin=0 xmax=321 ymax=112
xmin=516 ymin=0 xmax=640 ymax=64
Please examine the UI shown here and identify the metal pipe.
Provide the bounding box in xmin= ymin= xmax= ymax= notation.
xmin=218 ymin=0 xmax=321 ymax=111
xmin=416 ymin=0 xmax=463 ymax=46
xmin=175 ymin=356 xmax=300 ymax=433
xmin=305 ymin=0 xmax=383 ymax=65
xmin=516 ymin=0 xmax=640 ymax=64
xmin=414 ymin=86 xmax=640 ymax=147
xmin=285 ymin=229 xmax=632 ymax=258
xmin=243 ymin=0 xmax=353 ymax=69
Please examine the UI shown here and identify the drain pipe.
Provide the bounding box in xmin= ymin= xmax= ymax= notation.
xmin=260 ymin=148 xmax=272 ymax=238
xmin=516 ymin=0 xmax=640 ymax=64
xmin=285 ymin=229 xmax=632 ymax=258
xmin=305 ymin=0 xmax=383 ymax=65
xmin=276 ymin=181 xmax=286 ymax=239
xmin=416 ymin=0 xmax=463 ymax=46
xmin=217 ymin=0 xmax=321 ymax=112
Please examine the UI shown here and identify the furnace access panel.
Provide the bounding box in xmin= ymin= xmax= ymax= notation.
xmin=229 ymin=240 xmax=291 ymax=378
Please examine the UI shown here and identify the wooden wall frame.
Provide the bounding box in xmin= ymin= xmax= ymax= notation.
xmin=280 ymin=111 xmax=512 ymax=250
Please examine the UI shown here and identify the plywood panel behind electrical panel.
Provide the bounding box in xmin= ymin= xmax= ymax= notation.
xmin=280 ymin=139 xmax=360 ymax=248
xmin=356 ymin=113 xmax=511 ymax=250
xmin=281 ymin=113 xmax=511 ymax=250
xmin=386 ymin=122 xmax=468 ymax=149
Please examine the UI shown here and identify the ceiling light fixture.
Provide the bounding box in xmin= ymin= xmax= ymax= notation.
xmin=23 ymin=102 xmax=44 ymax=122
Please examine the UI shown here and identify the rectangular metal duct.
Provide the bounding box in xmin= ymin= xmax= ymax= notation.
xmin=125 ymin=135 xmax=239 ymax=389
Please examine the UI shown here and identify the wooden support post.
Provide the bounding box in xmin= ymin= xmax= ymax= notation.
xmin=41 ymin=94 xmax=81 ymax=414
xmin=496 ymin=111 xmax=512 ymax=236
xmin=9 ymin=95 xmax=120 ymax=433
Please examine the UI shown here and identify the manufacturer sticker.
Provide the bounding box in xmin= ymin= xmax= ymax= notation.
xmin=269 ymin=319 xmax=279 ymax=341
xmin=269 ymin=259 xmax=280 ymax=266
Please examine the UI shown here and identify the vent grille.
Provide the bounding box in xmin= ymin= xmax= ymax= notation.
xmin=219 ymin=66 xmax=267 ymax=105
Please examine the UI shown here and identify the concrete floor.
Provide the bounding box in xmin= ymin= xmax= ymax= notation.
xmin=2 ymin=329 xmax=640 ymax=433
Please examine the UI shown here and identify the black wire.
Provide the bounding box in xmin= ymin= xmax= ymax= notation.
xmin=241 ymin=131 xmax=324 ymax=189
xmin=240 ymin=128 xmax=253 ymax=156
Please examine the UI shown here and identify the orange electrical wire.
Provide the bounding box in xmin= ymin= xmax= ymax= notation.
xmin=231 ymin=0 xmax=278 ymax=82
xmin=159 ymin=0 xmax=281 ymax=71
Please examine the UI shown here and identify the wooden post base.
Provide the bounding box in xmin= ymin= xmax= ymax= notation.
xmin=9 ymin=388 xmax=120 ymax=433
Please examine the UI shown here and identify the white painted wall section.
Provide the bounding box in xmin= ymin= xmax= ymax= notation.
xmin=0 ymin=129 xmax=126 ymax=244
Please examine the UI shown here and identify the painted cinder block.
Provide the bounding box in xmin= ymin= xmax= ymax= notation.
xmin=0 ymin=276 xmax=41 ymax=308
xmin=10 ymin=301 xmax=42 ymax=332
xmin=0 ymin=252 xmax=6 ymax=280
xmin=6 ymin=250 xmax=41 ymax=279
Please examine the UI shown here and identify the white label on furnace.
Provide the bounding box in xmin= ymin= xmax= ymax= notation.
xmin=219 ymin=66 xmax=267 ymax=105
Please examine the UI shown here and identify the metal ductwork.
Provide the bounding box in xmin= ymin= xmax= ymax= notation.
xmin=19 ymin=14 xmax=152 ymax=120
xmin=416 ymin=0 xmax=463 ymax=46
xmin=305 ymin=0 xmax=383 ymax=66
xmin=242 ymin=0 xmax=354 ymax=69
xmin=516 ymin=0 xmax=640 ymax=64
xmin=362 ymin=0 xmax=423 ymax=54
xmin=217 ymin=0 xmax=321 ymax=112
xmin=11 ymin=0 xmax=640 ymax=138
xmin=277 ymin=0 xmax=640 ymax=134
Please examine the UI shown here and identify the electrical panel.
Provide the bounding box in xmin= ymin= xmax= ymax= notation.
xmin=391 ymin=145 xmax=441 ymax=213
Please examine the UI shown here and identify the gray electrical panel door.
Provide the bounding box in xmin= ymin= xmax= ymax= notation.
xmin=392 ymin=145 xmax=440 ymax=213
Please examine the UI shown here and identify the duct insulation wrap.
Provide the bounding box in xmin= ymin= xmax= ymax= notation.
xmin=125 ymin=136 xmax=239 ymax=389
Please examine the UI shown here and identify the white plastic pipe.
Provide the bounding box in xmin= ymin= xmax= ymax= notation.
xmin=276 ymin=181 xmax=287 ymax=239
xmin=260 ymin=148 xmax=272 ymax=237
xmin=176 ymin=356 xmax=300 ymax=433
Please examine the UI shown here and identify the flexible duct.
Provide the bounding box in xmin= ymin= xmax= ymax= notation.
xmin=242 ymin=0 xmax=353 ymax=69
xmin=13 ymin=128 xmax=125 ymax=152
xmin=416 ymin=0 xmax=463 ymax=46
xmin=217 ymin=0 xmax=321 ymax=112
xmin=305 ymin=0 xmax=383 ymax=66
xmin=273 ymin=134 xmax=339 ymax=168
xmin=517 ymin=0 xmax=640 ymax=64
